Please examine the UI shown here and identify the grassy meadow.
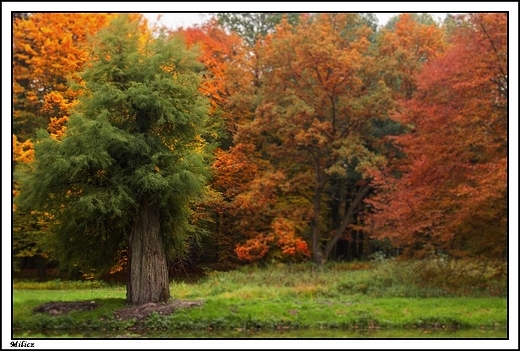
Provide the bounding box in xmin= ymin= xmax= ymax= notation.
xmin=12 ymin=259 xmax=507 ymax=337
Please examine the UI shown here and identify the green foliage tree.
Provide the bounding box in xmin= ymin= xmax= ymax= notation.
xmin=216 ymin=12 xmax=302 ymax=46
xmin=383 ymin=13 xmax=438 ymax=31
xmin=12 ymin=209 xmax=50 ymax=280
xmin=16 ymin=15 xmax=211 ymax=305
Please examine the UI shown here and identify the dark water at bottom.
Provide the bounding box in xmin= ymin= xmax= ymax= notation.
xmin=14 ymin=327 xmax=507 ymax=339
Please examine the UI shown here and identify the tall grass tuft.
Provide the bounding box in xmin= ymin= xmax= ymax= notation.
xmin=188 ymin=258 xmax=506 ymax=300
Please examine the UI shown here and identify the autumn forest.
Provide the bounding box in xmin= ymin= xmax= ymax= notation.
xmin=12 ymin=13 xmax=507 ymax=300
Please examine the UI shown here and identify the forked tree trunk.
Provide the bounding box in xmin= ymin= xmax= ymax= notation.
xmin=127 ymin=196 xmax=170 ymax=305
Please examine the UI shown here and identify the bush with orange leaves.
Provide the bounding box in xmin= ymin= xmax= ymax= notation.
xmin=235 ymin=217 xmax=311 ymax=263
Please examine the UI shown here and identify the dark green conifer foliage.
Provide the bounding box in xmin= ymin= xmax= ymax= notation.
xmin=16 ymin=15 xmax=210 ymax=304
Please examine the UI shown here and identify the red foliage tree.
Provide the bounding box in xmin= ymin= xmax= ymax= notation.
xmin=366 ymin=14 xmax=507 ymax=259
xmin=178 ymin=19 xmax=255 ymax=135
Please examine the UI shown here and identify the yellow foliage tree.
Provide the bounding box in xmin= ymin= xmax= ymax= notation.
xmin=13 ymin=13 xmax=116 ymax=140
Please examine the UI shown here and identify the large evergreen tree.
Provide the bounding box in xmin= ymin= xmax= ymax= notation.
xmin=16 ymin=15 xmax=210 ymax=304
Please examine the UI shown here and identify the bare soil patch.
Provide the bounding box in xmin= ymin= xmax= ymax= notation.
xmin=33 ymin=299 xmax=204 ymax=320
xmin=33 ymin=301 xmax=100 ymax=315
xmin=114 ymin=300 xmax=204 ymax=320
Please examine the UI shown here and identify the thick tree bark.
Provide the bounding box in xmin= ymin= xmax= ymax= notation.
xmin=127 ymin=196 xmax=170 ymax=305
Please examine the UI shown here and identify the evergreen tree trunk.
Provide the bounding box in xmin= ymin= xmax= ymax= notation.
xmin=127 ymin=196 xmax=170 ymax=305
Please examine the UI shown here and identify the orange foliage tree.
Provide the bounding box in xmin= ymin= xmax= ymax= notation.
xmin=231 ymin=14 xmax=394 ymax=265
xmin=366 ymin=14 xmax=507 ymax=259
xmin=176 ymin=20 xmax=262 ymax=266
xmin=178 ymin=17 xmax=311 ymax=266
xmin=13 ymin=13 xmax=116 ymax=140
xmin=179 ymin=19 xmax=245 ymax=117
xmin=377 ymin=13 xmax=447 ymax=100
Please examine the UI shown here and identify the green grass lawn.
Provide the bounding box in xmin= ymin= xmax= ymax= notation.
xmin=12 ymin=260 xmax=508 ymax=335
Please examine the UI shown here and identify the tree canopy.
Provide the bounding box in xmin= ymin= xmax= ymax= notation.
xmin=16 ymin=15 xmax=211 ymax=302
xmin=13 ymin=12 xmax=508 ymax=278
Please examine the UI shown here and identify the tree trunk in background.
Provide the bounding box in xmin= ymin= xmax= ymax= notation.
xmin=311 ymin=184 xmax=325 ymax=266
xmin=127 ymin=196 xmax=170 ymax=305
xmin=36 ymin=255 xmax=47 ymax=282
